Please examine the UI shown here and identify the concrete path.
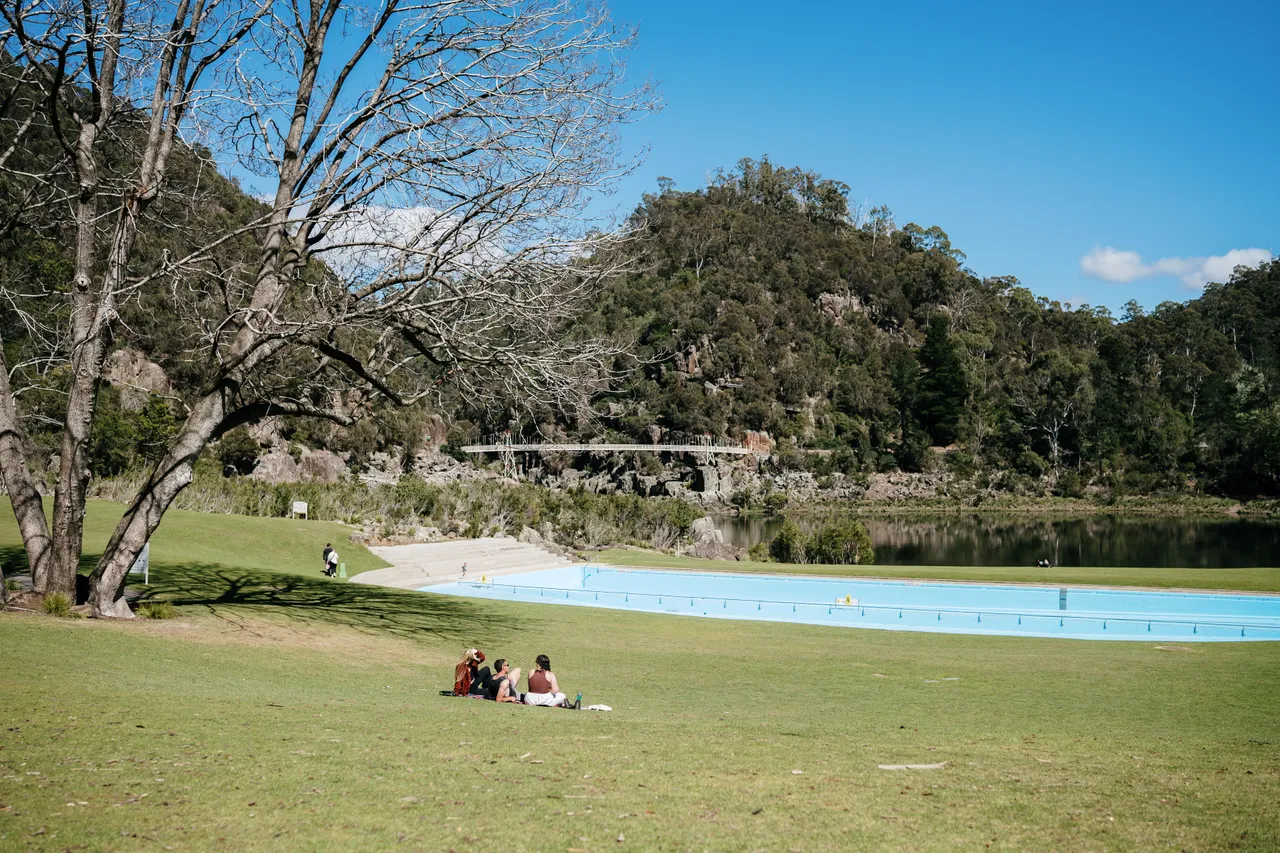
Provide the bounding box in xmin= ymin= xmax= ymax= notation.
xmin=352 ymin=538 xmax=576 ymax=590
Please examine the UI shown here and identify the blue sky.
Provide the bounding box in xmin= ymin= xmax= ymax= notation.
xmin=601 ymin=0 xmax=1279 ymax=312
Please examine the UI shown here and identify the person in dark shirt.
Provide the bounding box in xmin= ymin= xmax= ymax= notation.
xmin=469 ymin=662 xmax=493 ymax=697
xmin=487 ymin=659 xmax=523 ymax=703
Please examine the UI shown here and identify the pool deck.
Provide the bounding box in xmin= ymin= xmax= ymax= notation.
xmin=352 ymin=538 xmax=578 ymax=590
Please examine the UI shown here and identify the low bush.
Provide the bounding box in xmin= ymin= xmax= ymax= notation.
xmin=137 ymin=599 xmax=177 ymax=619
xmin=41 ymin=592 xmax=74 ymax=617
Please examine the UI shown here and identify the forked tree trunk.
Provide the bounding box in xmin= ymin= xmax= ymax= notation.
xmin=0 ymin=333 xmax=53 ymax=584
xmin=87 ymin=390 xmax=229 ymax=616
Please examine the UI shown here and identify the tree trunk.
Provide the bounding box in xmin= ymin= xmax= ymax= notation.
xmin=87 ymin=389 xmax=229 ymax=616
xmin=0 ymin=332 xmax=54 ymax=586
xmin=49 ymin=202 xmax=138 ymax=599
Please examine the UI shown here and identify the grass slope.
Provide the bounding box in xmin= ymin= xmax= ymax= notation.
xmin=0 ymin=498 xmax=389 ymax=578
xmin=1 ymin=505 xmax=1278 ymax=851
xmin=595 ymin=549 xmax=1280 ymax=592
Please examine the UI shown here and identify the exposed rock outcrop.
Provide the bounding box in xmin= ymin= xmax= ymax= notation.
xmin=250 ymin=450 xmax=299 ymax=483
xmin=686 ymin=516 xmax=739 ymax=560
xmin=299 ymin=449 xmax=347 ymax=484
xmin=103 ymin=348 xmax=171 ymax=411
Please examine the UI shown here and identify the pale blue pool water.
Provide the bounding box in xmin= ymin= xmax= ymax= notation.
xmin=425 ymin=566 xmax=1280 ymax=642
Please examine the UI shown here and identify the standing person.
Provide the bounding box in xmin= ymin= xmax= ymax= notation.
xmin=322 ymin=543 xmax=335 ymax=576
xmin=488 ymin=659 xmax=524 ymax=703
xmin=523 ymin=654 xmax=569 ymax=707
xmin=325 ymin=544 xmax=340 ymax=577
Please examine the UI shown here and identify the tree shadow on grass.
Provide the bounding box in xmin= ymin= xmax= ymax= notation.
xmin=145 ymin=562 xmax=527 ymax=647
xmin=1 ymin=544 xmax=525 ymax=647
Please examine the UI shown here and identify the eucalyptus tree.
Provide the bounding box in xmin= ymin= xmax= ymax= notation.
xmin=0 ymin=0 xmax=654 ymax=615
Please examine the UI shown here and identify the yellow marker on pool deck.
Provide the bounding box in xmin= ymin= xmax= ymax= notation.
xmin=844 ymin=595 xmax=852 ymax=605
xmin=481 ymin=575 xmax=487 ymax=584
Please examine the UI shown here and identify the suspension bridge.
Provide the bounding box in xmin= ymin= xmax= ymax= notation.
xmin=460 ymin=434 xmax=756 ymax=478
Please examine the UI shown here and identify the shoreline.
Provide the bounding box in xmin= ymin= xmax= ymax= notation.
xmin=725 ymin=496 xmax=1278 ymax=518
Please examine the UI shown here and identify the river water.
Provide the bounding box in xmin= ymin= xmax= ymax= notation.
xmin=713 ymin=514 xmax=1280 ymax=568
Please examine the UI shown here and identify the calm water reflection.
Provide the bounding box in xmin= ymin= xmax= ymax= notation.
xmin=714 ymin=514 xmax=1280 ymax=568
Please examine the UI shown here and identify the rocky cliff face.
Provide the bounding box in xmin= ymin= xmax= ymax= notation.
xmin=103 ymin=348 xmax=172 ymax=410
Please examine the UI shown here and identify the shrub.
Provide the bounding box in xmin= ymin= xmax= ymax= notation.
xmin=5 ymin=578 xmax=21 ymax=592
xmin=137 ymin=599 xmax=177 ymax=619
xmin=747 ymin=541 xmax=771 ymax=562
xmin=218 ymin=427 xmax=262 ymax=475
xmin=946 ymin=451 xmax=976 ymax=478
xmin=762 ymin=493 xmax=788 ymax=515
xmin=1015 ymin=450 xmax=1049 ymax=478
xmin=41 ymin=592 xmax=73 ymax=617
xmin=1054 ymin=470 xmax=1086 ymax=498
xmin=769 ymin=519 xmax=807 ymax=564
xmin=805 ymin=518 xmax=875 ymax=565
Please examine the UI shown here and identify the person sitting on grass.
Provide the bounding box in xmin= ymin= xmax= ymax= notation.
xmin=488 ymin=659 xmax=523 ymax=703
xmin=453 ymin=648 xmax=487 ymax=696
xmin=523 ymin=654 xmax=569 ymax=707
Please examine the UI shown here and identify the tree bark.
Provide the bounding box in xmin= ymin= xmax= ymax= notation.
xmin=0 ymin=331 xmax=53 ymax=585
xmin=87 ymin=389 xmax=229 ymax=616
xmin=49 ymin=201 xmax=138 ymax=598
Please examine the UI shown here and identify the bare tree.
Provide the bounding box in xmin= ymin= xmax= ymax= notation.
xmin=1 ymin=0 xmax=268 ymax=597
xmin=0 ymin=0 xmax=654 ymax=616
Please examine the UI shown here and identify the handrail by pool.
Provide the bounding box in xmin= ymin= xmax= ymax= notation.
xmin=462 ymin=579 xmax=1280 ymax=638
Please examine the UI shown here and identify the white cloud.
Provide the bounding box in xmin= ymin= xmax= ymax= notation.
xmin=1079 ymin=246 xmax=1272 ymax=289
xmin=1079 ymin=247 xmax=1148 ymax=282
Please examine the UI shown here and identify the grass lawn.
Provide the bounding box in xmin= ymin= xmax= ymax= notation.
xmin=595 ymin=548 xmax=1280 ymax=593
xmin=1 ymin=503 xmax=1278 ymax=851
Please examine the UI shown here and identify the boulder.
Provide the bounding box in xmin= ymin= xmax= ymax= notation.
xmin=248 ymin=416 xmax=284 ymax=448
xmin=690 ymin=516 xmax=723 ymax=545
xmin=360 ymin=451 xmax=402 ymax=486
xmin=518 ymin=526 xmax=543 ymax=545
xmin=817 ymin=291 xmax=863 ymax=324
xmin=693 ymin=465 xmax=720 ymax=495
xmin=422 ymin=414 xmax=448 ymax=447
xmin=299 ymin=449 xmax=347 ymax=483
xmin=687 ymin=515 xmax=738 ymax=559
xmin=250 ymin=450 xmax=300 ymax=483
xmin=103 ymin=348 xmax=171 ymax=411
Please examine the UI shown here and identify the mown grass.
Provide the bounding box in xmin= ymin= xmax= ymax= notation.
xmin=1 ymin=502 xmax=1278 ymax=851
xmin=0 ymin=498 xmax=389 ymax=579
xmin=595 ymin=548 xmax=1280 ymax=592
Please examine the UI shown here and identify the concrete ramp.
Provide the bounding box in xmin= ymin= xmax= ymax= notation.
xmin=353 ymin=538 xmax=575 ymax=589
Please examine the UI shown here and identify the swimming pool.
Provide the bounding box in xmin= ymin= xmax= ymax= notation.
xmin=425 ymin=565 xmax=1280 ymax=642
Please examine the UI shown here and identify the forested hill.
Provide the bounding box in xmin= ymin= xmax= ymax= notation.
xmin=4 ymin=123 xmax=1276 ymax=496
xmin=577 ymin=159 xmax=1280 ymax=495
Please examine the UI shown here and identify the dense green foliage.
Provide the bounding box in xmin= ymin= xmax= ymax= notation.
xmin=766 ymin=516 xmax=875 ymax=565
xmin=578 ymin=158 xmax=1280 ymax=495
